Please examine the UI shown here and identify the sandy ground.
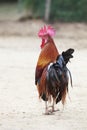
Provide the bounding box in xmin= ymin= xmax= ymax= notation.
xmin=0 ymin=22 xmax=87 ymax=130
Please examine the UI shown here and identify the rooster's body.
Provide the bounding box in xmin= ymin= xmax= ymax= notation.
xmin=35 ymin=25 xmax=74 ymax=114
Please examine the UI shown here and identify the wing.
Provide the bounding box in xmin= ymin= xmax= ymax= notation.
xmin=35 ymin=66 xmax=45 ymax=85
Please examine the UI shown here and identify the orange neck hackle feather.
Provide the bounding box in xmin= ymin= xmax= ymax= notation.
xmin=37 ymin=36 xmax=59 ymax=68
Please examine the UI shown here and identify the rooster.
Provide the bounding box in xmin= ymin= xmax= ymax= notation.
xmin=35 ymin=25 xmax=74 ymax=114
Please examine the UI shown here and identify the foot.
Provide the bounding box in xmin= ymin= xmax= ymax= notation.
xmin=52 ymin=109 xmax=60 ymax=112
xmin=44 ymin=109 xmax=54 ymax=115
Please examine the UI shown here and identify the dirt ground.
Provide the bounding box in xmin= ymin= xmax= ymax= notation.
xmin=0 ymin=20 xmax=87 ymax=130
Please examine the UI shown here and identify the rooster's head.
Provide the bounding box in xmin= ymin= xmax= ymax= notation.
xmin=38 ymin=25 xmax=56 ymax=49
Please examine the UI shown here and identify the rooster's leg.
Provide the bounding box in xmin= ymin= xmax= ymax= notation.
xmin=45 ymin=101 xmax=49 ymax=114
xmin=52 ymin=99 xmax=54 ymax=112
xmin=52 ymin=99 xmax=59 ymax=112
xmin=47 ymin=99 xmax=54 ymax=113
xmin=46 ymin=98 xmax=54 ymax=112
xmin=45 ymin=101 xmax=48 ymax=113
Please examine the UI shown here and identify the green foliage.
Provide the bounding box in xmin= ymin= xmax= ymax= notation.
xmin=51 ymin=0 xmax=87 ymax=22
xmin=22 ymin=0 xmax=45 ymax=18
xmin=22 ymin=0 xmax=87 ymax=21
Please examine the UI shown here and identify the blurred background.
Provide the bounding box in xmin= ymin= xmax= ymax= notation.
xmin=0 ymin=0 xmax=87 ymax=40
xmin=0 ymin=0 xmax=87 ymax=22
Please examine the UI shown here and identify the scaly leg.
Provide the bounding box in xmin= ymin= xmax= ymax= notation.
xmin=47 ymin=99 xmax=54 ymax=113
xmin=52 ymin=99 xmax=55 ymax=112
xmin=45 ymin=101 xmax=53 ymax=115
xmin=52 ymin=99 xmax=59 ymax=112
xmin=45 ymin=101 xmax=49 ymax=115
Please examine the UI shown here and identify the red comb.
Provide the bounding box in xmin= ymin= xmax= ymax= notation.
xmin=38 ymin=25 xmax=56 ymax=38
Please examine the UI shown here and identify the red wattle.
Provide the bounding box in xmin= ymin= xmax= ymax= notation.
xmin=40 ymin=39 xmax=45 ymax=49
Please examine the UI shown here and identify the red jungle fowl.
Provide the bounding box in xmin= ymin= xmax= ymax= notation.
xmin=35 ymin=25 xmax=74 ymax=114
